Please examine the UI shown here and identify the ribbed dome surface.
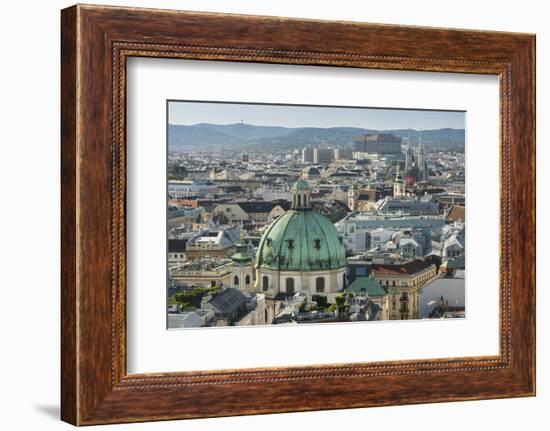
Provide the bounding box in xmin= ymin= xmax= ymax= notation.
xmin=256 ymin=210 xmax=346 ymax=271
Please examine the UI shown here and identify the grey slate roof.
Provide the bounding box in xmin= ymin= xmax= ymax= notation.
xmin=168 ymin=239 xmax=187 ymax=253
xmin=378 ymin=198 xmax=439 ymax=215
xmin=237 ymin=200 xmax=291 ymax=214
xmin=168 ymin=311 xmax=203 ymax=328
xmin=207 ymin=288 xmax=250 ymax=315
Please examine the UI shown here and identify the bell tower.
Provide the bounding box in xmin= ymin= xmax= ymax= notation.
xmin=231 ymin=229 xmax=254 ymax=290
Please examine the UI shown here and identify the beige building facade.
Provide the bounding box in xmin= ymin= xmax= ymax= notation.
xmin=372 ymin=260 xmax=437 ymax=320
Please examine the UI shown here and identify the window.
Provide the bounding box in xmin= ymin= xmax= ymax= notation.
xmin=316 ymin=277 xmax=325 ymax=293
xmin=233 ymin=275 xmax=239 ymax=286
xmin=314 ymin=239 xmax=321 ymax=250
xmin=266 ymin=238 xmax=272 ymax=247
xmin=287 ymin=239 xmax=294 ymax=249
xmin=392 ymin=280 xmax=396 ymax=287
xmin=297 ymin=195 xmax=302 ymax=207
xmin=245 ymin=275 xmax=251 ymax=285
xmin=286 ymin=278 xmax=295 ymax=296
xmin=262 ymin=276 xmax=269 ymax=291
xmin=365 ymin=232 xmax=371 ymax=249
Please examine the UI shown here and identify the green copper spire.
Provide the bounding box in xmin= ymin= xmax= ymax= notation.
xmin=231 ymin=230 xmax=252 ymax=264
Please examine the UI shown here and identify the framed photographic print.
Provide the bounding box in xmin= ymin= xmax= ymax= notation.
xmin=61 ymin=4 xmax=536 ymax=425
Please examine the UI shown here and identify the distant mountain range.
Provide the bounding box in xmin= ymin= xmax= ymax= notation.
xmin=168 ymin=123 xmax=465 ymax=152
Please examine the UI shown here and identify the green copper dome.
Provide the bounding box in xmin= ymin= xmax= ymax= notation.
xmin=347 ymin=276 xmax=388 ymax=297
xmin=255 ymin=210 xmax=346 ymax=271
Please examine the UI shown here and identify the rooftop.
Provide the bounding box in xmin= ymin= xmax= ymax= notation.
xmin=347 ymin=276 xmax=388 ymax=297
xmin=372 ymin=258 xmax=434 ymax=276
xmin=168 ymin=239 xmax=188 ymax=253
xmin=447 ymin=204 xmax=466 ymax=222
xmin=237 ymin=201 xmax=291 ymax=214
xmin=207 ymin=288 xmax=251 ymax=315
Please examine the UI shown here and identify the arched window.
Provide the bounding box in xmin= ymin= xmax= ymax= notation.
xmin=316 ymin=277 xmax=325 ymax=293
xmin=286 ymin=278 xmax=295 ymax=296
xmin=264 ymin=309 xmax=268 ymax=324
xmin=262 ymin=276 xmax=269 ymax=291
xmin=392 ymin=280 xmax=396 ymax=287
xmin=233 ymin=275 xmax=239 ymax=286
xmin=297 ymin=195 xmax=302 ymax=207
xmin=245 ymin=275 xmax=251 ymax=285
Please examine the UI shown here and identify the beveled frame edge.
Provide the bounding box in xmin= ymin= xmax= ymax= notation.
xmin=61 ymin=4 xmax=535 ymax=426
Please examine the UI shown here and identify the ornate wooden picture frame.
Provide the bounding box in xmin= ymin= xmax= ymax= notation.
xmin=61 ymin=4 xmax=535 ymax=425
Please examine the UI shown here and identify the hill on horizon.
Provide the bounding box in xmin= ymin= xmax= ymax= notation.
xmin=168 ymin=122 xmax=465 ymax=152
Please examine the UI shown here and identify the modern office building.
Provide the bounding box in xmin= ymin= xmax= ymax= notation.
xmin=353 ymin=133 xmax=402 ymax=154
xmin=302 ymin=146 xmax=314 ymax=163
xmin=313 ymin=147 xmax=334 ymax=164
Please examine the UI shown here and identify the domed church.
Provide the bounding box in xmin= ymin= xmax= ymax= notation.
xmin=254 ymin=178 xmax=347 ymax=309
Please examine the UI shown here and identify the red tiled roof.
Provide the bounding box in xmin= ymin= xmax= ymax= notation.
xmin=372 ymin=259 xmax=433 ymax=276
xmin=446 ymin=205 xmax=466 ymax=222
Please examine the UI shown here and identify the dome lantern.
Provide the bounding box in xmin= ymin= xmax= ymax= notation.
xmin=291 ymin=178 xmax=311 ymax=210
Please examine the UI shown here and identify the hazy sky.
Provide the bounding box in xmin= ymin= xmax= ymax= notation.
xmin=168 ymin=101 xmax=465 ymax=130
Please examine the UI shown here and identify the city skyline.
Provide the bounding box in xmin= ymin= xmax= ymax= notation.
xmin=167 ymin=101 xmax=465 ymax=329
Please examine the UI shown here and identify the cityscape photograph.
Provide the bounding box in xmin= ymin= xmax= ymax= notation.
xmin=166 ymin=101 xmax=466 ymax=329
